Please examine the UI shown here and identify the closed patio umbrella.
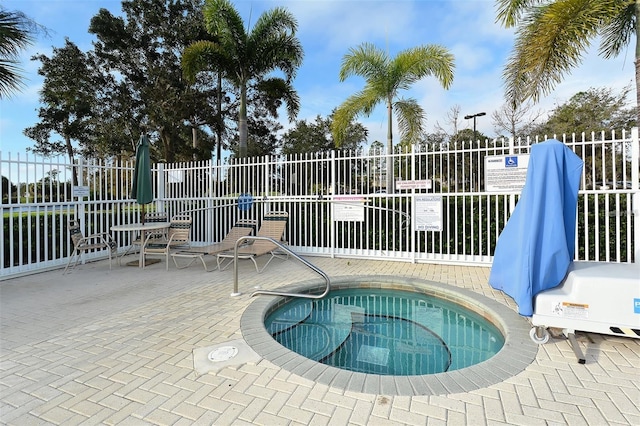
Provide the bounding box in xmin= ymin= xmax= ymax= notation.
xmin=131 ymin=134 xmax=153 ymax=224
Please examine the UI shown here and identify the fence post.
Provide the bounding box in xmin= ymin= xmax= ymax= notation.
xmin=77 ymin=157 xmax=85 ymax=232
xmin=632 ymin=127 xmax=639 ymax=262
xmin=410 ymin=144 xmax=416 ymax=263
xmin=508 ymin=136 xmax=516 ymax=214
xmin=156 ymin=163 xmax=165 ymax=215
xmin=330 ymin=150 xmax=336 ymax=258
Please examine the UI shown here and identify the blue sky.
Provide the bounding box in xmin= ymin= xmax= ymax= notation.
xmin=0 ymin=0 xmax=634 ymax=155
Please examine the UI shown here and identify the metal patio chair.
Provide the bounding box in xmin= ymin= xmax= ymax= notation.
xmin=63 ymin=220 xmax=117 ymax=274
xmin=142 ymin=214 xmax=192 ymax=270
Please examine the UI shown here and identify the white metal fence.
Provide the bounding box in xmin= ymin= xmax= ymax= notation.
xmin=2 ymin=130 xmax=638 ymax=278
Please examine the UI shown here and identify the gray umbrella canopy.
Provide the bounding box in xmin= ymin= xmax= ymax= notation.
xmin=130 ymin=134 xmax=153 ymax=223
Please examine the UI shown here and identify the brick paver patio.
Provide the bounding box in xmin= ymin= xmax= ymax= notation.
xmin=1 ymin=255 xmax=638 ymax=425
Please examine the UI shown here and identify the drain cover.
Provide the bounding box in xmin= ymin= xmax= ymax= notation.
xmin=208 ymin=346 xmax=238 ymax=362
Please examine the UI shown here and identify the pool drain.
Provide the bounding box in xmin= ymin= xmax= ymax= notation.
xmin=208 ymin=346 xmax=238 ymax=362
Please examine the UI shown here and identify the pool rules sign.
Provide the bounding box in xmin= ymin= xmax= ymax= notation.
xmin=484 ymin=154 xmax=530 ymax=192
xmin=415 ymin=196 xmax=443 ymax=231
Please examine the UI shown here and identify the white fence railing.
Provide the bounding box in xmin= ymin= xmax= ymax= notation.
xmin=2 ymin=130 xmax=638 ymax=278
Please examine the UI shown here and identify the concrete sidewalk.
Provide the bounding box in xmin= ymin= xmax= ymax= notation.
xmin=1 ymin=256 xmax=638 ymax=425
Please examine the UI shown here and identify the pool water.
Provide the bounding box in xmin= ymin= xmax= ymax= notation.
xmin=265 ymin=288 xmax=505 ymax=376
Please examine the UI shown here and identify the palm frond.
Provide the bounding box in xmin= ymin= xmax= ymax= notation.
xmin=0 ymin=10 xmax=33 ymax=56
xmin=181 ymin=40 xmax=227 ymax=82
xmin=339 ymin=42 xmax=388 ymax=82
xmin=256 ymin=77 xmax=300 ymax=121
xmin=0 ymin=59 xmax=23 ymax=97
xmin=495 ymin=0 xmax=542 ymax=27
xmin=503 ymin=0 xmax=605 ymax=103
xmin=392 ymin=45 xmax=455 ymax=90
xmin=332 ymin=88 xmax=382 ymax=146
xmin=203 ymin=0 xmax=246 ymax=57
xmin=252 ymin=6 xmax=298 ymax=37
xmin=0 ymin=9 xmax=37 ymax=98
xmin=599 ymin=0 xmax=635 ymax=59
xmin=249 ymin=31 xmax=303 ymax=80
xmin=394 ymin=98 xmax=426 ymax=145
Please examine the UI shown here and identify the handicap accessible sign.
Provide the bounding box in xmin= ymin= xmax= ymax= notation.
xmin=238 ymin=193 xmax=254 ymax=211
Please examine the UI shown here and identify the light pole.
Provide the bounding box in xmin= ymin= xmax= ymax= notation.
xmin=464 ymin=112 xmax=486 ymax=141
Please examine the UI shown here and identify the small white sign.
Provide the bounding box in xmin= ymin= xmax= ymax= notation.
xmin=167 ymin=169 xmax=184 ymax=183
xmin=415 ymin=195 xmax=443 ymax=231
xmin=72 ymin=186 xmax=90 ymax=198
xmin=484 ymin=154 xmax=530 ymax=192
xmin=396 ymin=179 xmax=432 ymax=190
xmin=332 ymin=196 xmax=365 ymax=222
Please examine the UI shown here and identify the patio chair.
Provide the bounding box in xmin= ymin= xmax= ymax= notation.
xmin=216 ymin=211 xmax=289 ymax=273
xmin=171 ymin=219 xmax=257 ymax=271
xmin=142 ymin=214 xmax=192 ymax=269
xmin=118 ymin=211 xmax=167 ymax=264
xmin=63 ymin=220 xmax=118 ymax=274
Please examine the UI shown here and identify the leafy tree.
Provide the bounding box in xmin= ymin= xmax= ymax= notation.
xmin=24 ymin=39 xmax=96 ymax=185
xmin=281 ymin=114 xmax=367 ymax=155
xmin=280 ymin=114 xmax=367 ymax=195
xmin=530 ymin=86 xmax=636 ymax=136
xmin=241 ymin=95 xmax=284 ymax=158
xmin=89 ymin=0 xmax=208 ymax=162
xmin=491 ymin=100 xmax=543 ymax=140
xmin=530 ymin=86 xmax=636 ymax=187
xmin=0 ymin=7 xmax=45 ymax=98
xmin=182 ymin=0 xmax=304 ymax=158
xmin=1 ymin=175 xmax=17 ymax=202
xmin=332 ymin=42 xmax=455 ymax=192
xmin=496 ymin=0 xmax=639 ymax=123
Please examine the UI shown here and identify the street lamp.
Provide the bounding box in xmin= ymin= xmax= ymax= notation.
xmin=464 ymin=112 xmax=486 ymax=141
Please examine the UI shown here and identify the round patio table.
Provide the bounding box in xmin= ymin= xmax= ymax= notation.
xmin=111 ymin=222 xmax=170 ymax=267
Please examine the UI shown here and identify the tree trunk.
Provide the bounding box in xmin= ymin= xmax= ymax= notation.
xmin=215 ymin=73 xmax=223 ymax=197
xmin=64 ymin=129 xmax=78 ymax=186
xmin=386 ymin=98 xmax=394 ymax=194
xmin=216 ymin=73 xmax=223 ymax=165
xmin=239 ymin=83 xmax=248 ymax=158
xmin=192 ymin=126 xmax=198 ymax=160
xmin=159 ymin=128 xmax=173 ymax=163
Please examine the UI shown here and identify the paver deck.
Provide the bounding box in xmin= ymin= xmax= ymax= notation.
xmin=1 ymin=255 xmax=639 ymax=425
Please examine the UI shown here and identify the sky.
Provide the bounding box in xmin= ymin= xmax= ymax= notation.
xmin=0 ymin=0 xmax=635 ymax=156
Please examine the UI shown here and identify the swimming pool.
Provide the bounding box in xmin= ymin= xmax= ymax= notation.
xmin=241 ymin=276 xmax=537 ymax=396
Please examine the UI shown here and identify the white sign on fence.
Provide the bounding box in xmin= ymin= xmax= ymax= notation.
xmin=396 ymin=179 xmax=432 ymax=190
xmin=72 ymin=186 xmax=90 ymax=198
xmin=415 ymin=195 xmax=443 ymax=231
xmin=332 ymin=196 xmax=365 ymax=222
xmin=484 ymin=154 xmax=530 ymax=192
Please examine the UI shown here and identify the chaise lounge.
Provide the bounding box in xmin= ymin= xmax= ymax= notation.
xmin=171 ymin=219 xmax=257 ymax=271
xmin=216 ymin=211 xmax=289 ymax=273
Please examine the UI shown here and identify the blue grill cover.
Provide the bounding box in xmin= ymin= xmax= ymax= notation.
xmin=489 ymin=140 xmax=583 ymax=316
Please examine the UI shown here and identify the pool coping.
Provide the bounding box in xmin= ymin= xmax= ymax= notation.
xmin=240 ymin=275 xmax=538 ymax=396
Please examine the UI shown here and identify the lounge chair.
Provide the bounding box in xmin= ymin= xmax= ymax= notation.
xmin=64 ymin=220 xmax=117 ymax=274
xmin=142 ymin=214 xmax=192 ymax=269
xmin=216 ymin=211 xmax=289 ymax=273
xmin=171 ymin=219 xmax=257 ymax=271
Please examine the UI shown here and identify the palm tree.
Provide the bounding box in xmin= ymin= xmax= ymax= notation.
xmin=332 ymin=42 xmax=455 ymax=192
xmin=0 ymin=8 xmax=36 ymax=98
xmin=181 ymin=0 xmax=303 ymax=158
xmin=496 ymin=0 xmax=638 ymax=123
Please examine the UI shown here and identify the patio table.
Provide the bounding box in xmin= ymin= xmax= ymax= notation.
xmin=111 ymin=222 xmax=170 ymax=267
